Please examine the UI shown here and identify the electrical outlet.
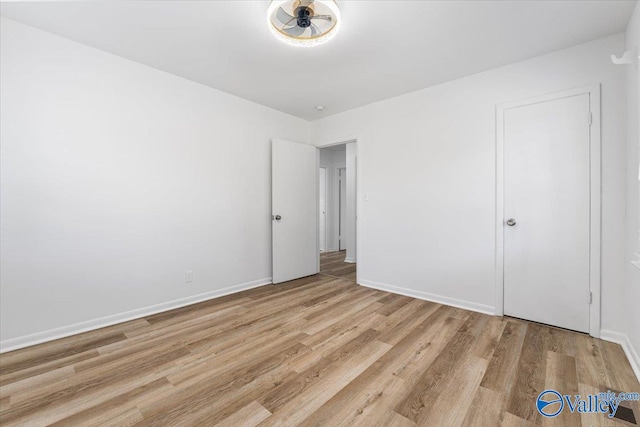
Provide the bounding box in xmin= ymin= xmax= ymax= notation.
xmin=185 ymin=271 xmax=193 ymax=283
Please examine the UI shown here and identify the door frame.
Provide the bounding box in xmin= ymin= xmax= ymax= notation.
xmin=316 ymin=138 xmax=359 ymax=280
xmin=338 ymin=167 xmax=347 ymax=251
xmin=319 ymin=166 xmax=328 ymax=252
xmin=494 ymin=84 xmax=601 ymax=338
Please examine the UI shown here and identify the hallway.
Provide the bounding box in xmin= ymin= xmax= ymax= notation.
xmin=320 ymin=251 xmax=356 ymax=282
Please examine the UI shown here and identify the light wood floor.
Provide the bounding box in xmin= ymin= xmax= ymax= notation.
xmin=320 ymin=250 xmax=356 ymax=281
xmin=1 ymin=261 xmax=638 ymax=426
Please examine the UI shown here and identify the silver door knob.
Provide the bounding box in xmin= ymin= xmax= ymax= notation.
xmin=506 ymin=218 xmax=516 ymax=226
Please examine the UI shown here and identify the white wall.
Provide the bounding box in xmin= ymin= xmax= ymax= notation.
xmin=623 ymin=2 xmax=640 ymax=377
xmin=0 ymin=18 xmax=310 ymax=348
xmin=311 ymin=34 xmax=628 ymax=326
xmin=1 ymin=16 xmax=634 ymax=361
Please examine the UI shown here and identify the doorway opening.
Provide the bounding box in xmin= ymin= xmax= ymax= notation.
xmin=318 ymin=141 xmax=357 ymax=282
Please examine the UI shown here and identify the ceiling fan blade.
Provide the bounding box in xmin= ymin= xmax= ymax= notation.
xmin=311 ymin=15 xmax=332 ymax=21
xmin=310 ymin=23 xmax=319 ymax=36
xmin=284 ymin=25 xmax=305 ymax=36
xmin=276 ymin=7 xmax=295 ymax=24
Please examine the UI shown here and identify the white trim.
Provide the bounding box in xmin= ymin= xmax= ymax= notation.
xmin=330 ymin=167 xmax=338 ymax=251
xmin=495 ymin=84 xmax=602 ymax=338
xmin=495 ymin=102 xmax=505 ymax=316
xmin=0 ymin=277 xmax=272 ymax=353
xmin=315 ymin=138 xmax=358 ymax=148
xmin=344 ymin=257 xmax=355 ymax=263
xmin=337 ymin=166 xmax=347 ymax=251
xmin=600 ymin=329 xmax=640 ymax=383
xmin=315 ymin=148 xmax=321 ymax=273
xmin=318 ymin=166 xmax=328 ymax=253
xmin=589 ymin=85 xmax=602 ymax=338
xmin=359 ymin=279 xmax=495 ymax=316
xmin=632 ymin=252 xmax=640 ymax=271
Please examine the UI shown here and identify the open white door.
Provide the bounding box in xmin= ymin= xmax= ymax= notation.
xmin=272 ymin=139 xmax=318 ymax=284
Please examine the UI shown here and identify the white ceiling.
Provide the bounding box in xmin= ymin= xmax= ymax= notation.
xmin=1 ymin=1 xmax=636 ymax=120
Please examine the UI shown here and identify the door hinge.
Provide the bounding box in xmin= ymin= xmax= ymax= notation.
xmin=588 ymin=111 xmax=592 ymax=126
xmin=589 ymin=291 xmax=593 ymax=304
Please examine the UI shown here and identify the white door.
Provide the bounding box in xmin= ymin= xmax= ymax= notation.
xmin=319 ymin=167 xmax=327 ymax=252
xmin=338 ymin=168 xmax=346 ymax=251
xmin=272 ymin=139 xmax=318 ymax=284
xmin=503 ymin=94 xmax=591 ymax=333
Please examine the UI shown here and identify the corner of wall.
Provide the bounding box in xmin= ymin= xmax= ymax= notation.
xmin=600 ymin=329 xmax=640 ymax=383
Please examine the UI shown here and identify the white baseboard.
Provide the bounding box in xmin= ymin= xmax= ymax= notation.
xmin=600 ymin=329 xmax=640 ymax=383
xmin=358 ymin=279 xmax=495 ymax=316
xmin=0 ymin=277 xmax=272 ymax=354
xmin=344 ymin=257 xmax=355 ymax=263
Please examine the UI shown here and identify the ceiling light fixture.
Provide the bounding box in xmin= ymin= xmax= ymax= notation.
xmin=267 ymin=0 xmax=340 ymax=47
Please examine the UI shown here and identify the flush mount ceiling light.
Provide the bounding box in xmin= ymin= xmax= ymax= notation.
xmin=267 ymin=0 xmax=340 ymax=47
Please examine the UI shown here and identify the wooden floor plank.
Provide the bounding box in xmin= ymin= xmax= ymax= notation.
xmin=502 ymin=412 xmax=539 ymax=427
xmin=480 ymin=320 xmax=527 ymax=393
xmin=215 ymin=401 xmax=271 ymax=427
xmin=258 ymin=328 xmax=382 ymax=413
xmin=544 ymin=351 xmax=581 ymax=427
xmin=393 ymin=329 xmax=476 ymax=422
xmin=505 ymin=323 xmax=549 ymax=424
xmin=418 ymin=355 xmax=489 ymax=426
xmin=0 ymin=252 xmax=636 ymax=426
xmin=257 ymin=339 xmax=392 ymax=426
xmin=297 ymin=307 xmax=462 ymax=426
xmin=47 ymin=377 xmax=172 ymax=427
xmin=461 ymin=386 xmax=506 ymax=427
xmin=573 ymin=333 xmax=608 ymax=389
xmin=319 ymin=250 xmax=356 ymax=280
xmin=576 ymin=383 xmax=613 ymax=427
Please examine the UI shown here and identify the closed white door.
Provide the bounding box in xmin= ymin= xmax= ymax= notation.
xmin=272 ymin=139 xmax=318 ymax=284
xmin=503 ymin=93 xmax=591 ymax=333
xmin=338 ymin=168 xmax=346 ymax=251
xmin=319 ymin=167 xmax=327 ymax=252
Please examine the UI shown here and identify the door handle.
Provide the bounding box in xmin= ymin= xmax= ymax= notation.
xmin=506 ymin=218 xmax=516 ymax=227
xmin=273 ymin=215 xmax=282 ymax=221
